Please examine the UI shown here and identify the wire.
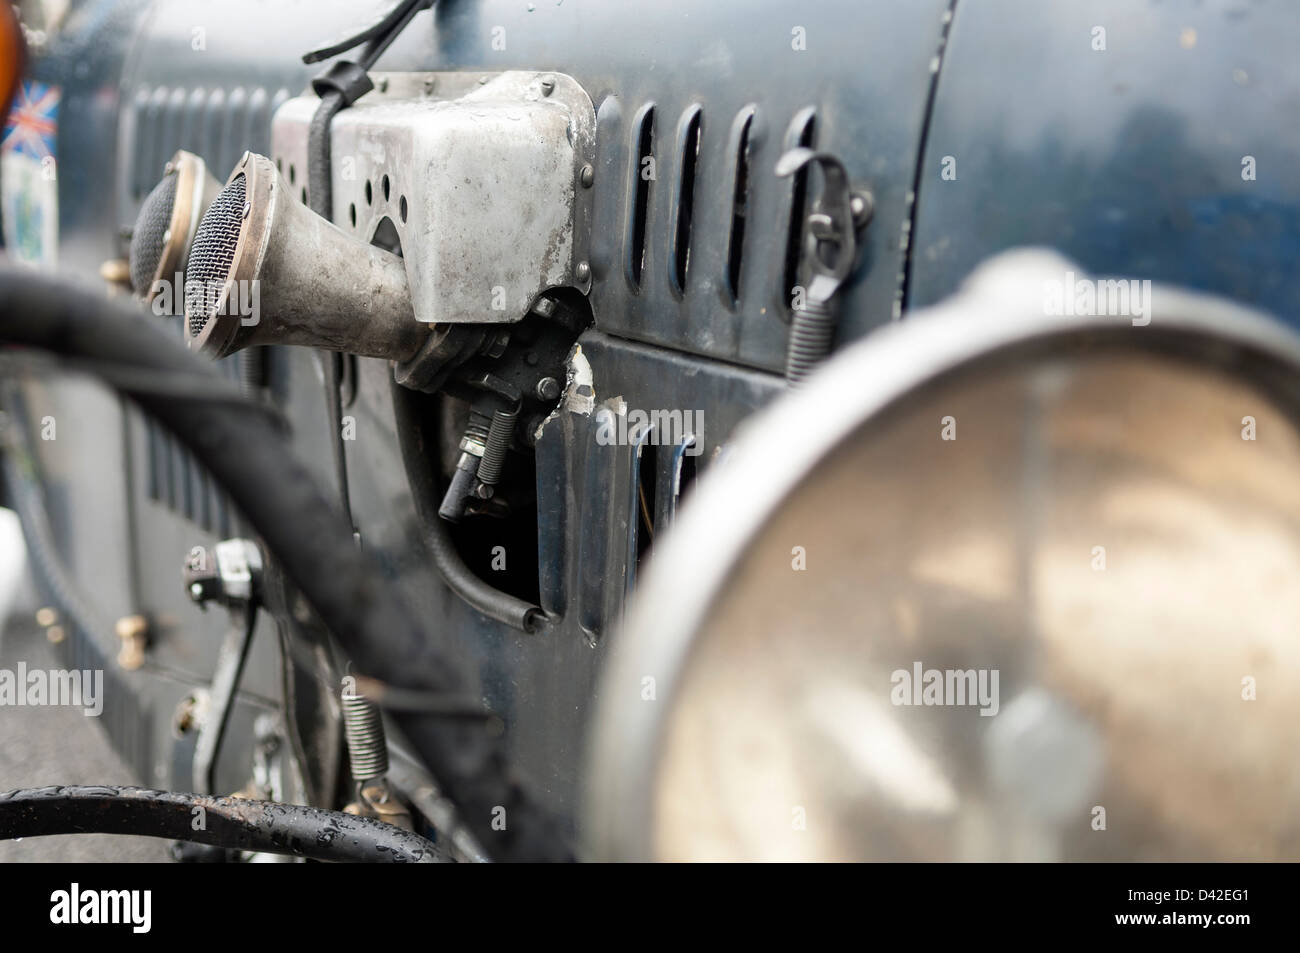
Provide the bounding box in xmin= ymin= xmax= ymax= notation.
xmin=301 ymin=0 xmax=434 ymax=66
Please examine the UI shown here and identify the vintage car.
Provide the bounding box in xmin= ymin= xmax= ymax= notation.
xmin=0 ymin=0 xmax=1296 ymax=864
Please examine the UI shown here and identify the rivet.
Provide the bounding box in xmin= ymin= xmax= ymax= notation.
xmin=575 ymin=261 xmax=591 ymax=281
xmin=579 ymin=164 xmax=594 ymax=188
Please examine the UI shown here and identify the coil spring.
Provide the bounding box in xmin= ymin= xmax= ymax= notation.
xmin=784 ymin=295 xmax=836 ymax=386
xmin=476 ymin=407 xmax=517 ymax=486
xmin=341 ymin=688 xmax=389 ymax=782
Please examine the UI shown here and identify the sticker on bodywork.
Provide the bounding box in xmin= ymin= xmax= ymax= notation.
xmin=2 ymin=78 xmax=59 ymax=269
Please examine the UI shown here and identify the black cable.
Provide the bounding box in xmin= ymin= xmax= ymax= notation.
xmin=305 ymin=0 xmax=434 ymax=532
xmin=0 ymin=267 xmax=572 ymax=861
xmin=0 ymin=786 xmax=441 ymax=863
xmin=391 ymin=382 xmax=544 ymax=632
xmin=302 ymin=0 xmax=434 ymax=65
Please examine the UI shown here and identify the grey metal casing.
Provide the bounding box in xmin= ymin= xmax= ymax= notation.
xmin=271 ymin=71 xmax=596 ymax=324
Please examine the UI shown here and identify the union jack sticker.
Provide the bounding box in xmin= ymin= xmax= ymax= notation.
xmin=2 ymin=79 xmax=61 ymax=268
xmin=3 ymin=79 xmax=60 ymax=159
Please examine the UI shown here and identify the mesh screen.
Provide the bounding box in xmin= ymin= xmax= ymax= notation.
xmin=185 ymin=173 xmax=247 ymax=337
xmin=128 ymin=171 xmax=179 ymax=294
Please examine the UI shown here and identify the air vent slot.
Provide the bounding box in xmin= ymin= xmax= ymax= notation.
xmin=624 ymin=103 xmax=656 ymax=289
xmin=669 ymin=105 xmax=703 ymax=296
xmin=724 ymin=105 xmax=757 ymax=307
xmin=780 ymin=108 xmax=818 ymax=316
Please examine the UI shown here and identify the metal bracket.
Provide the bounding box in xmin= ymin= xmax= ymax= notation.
xmin=182 ymin=539 xmax=264 ymax=795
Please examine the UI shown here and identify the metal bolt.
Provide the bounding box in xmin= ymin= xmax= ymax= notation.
xmin=575 ymin=261 xmax=591 ymax=282
xmin=540 ymin=75 xmax=556 ymax=96
xmin=116 ymin=614 xmax=148 ymax=671
xmin=189 ymin=582 xmax=204 ymax=600
xmin=118 ymin=642 xmax=144 ymax=670
xmin=579 ymin=164 xmax=594 ymax=188
xmin=535 ymin=376 xmax=561 ymax=401
xmin=115 ymin=614 xmax=148 ymax=642
xmin=849 ymin=190 xmax=874 ymax=229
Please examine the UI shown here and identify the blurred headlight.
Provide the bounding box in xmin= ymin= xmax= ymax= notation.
xmin=586 ymin=250 xmax=1300 ymax=861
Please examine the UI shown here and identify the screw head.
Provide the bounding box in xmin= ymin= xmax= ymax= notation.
xmin=535 ymin=376 xmax=561 ymax=401
xmin=849 ymin=190 xmax=875 ymax=229
xmin=575 ymin=261 xmax=591 ymax=282
xmin=580 ymin=164 xmax=594 ymax=188
xmin=189 ymin=582 xmax=204 ymax=600
xmin=540 ymin=75 xmax=556 ymax=96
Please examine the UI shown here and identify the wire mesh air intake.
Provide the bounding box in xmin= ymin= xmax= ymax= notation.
xmin=128 ymin=171 xmax=178 ymax=294
xmin=185 ymin=173 xmax=246 ymax=338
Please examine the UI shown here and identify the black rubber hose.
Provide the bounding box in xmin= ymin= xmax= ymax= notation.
xmin=0 ymin=786 xmax=440 ymax=863
xmin=391 ymin=383 xmax=543 ymax=632
xmin=0 ymin=267 xmax=571 ymax=861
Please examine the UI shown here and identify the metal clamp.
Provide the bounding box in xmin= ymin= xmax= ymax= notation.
xmin=775 ymin=148 xmax=872 ymax=385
